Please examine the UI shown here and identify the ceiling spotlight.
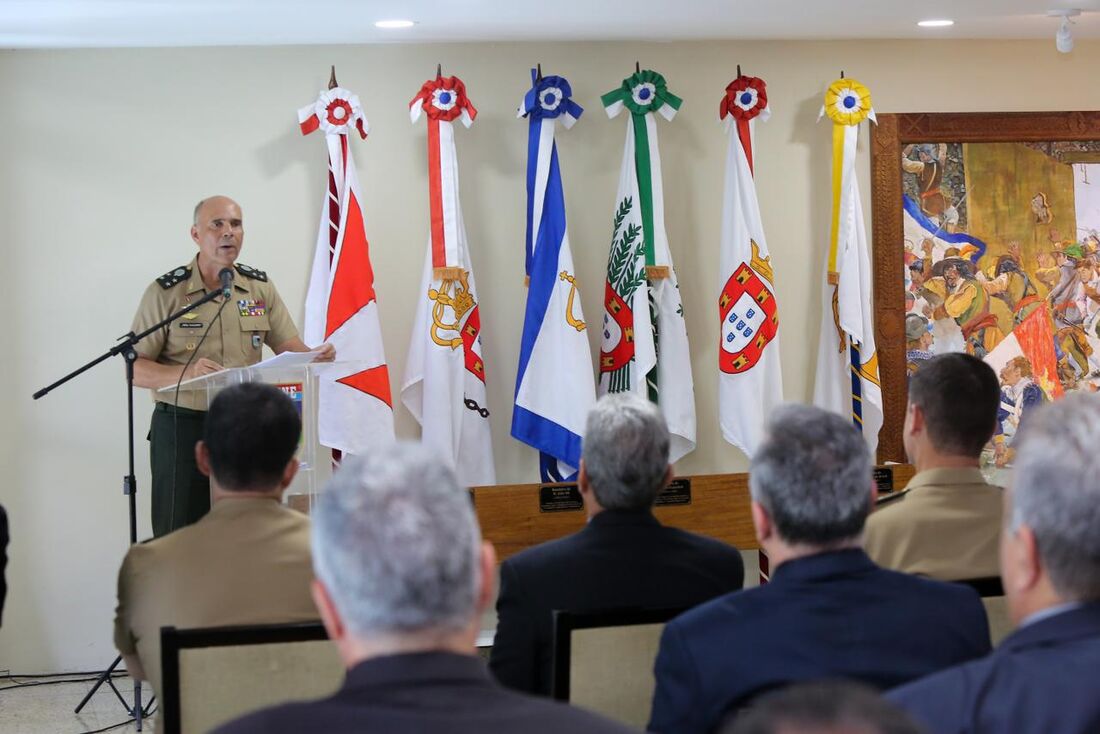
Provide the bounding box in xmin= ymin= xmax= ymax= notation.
xmin=917 ymin=19 xmax=954 ymax=28
xmin=1048 ymin=9 xmax=1081 ymax=54
xmin=375 ymin=19 xmax=415 ymax=29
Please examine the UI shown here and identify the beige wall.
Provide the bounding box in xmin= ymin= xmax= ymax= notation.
xmin=2 ymin=39 xmax=1098 ymax=671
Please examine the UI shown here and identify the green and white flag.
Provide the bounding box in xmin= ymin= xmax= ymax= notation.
xmin=599 ymin=70 xmax=696 ymax=463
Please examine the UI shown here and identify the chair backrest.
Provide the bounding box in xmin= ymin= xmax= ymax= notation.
xmin=954 ymin=576 xmax=1011 ymax=646
xmin=551 ymin=606 xmax=688 ymax=729
xmin=160 ymin=621 xmax=344 ymax=734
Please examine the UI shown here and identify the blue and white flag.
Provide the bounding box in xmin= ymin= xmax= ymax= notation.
xmin=512 ymin=69 xmax=596 ymax=481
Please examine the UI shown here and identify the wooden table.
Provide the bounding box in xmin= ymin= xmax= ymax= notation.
xmin=472 ymin=464 xmax=915 ymax=562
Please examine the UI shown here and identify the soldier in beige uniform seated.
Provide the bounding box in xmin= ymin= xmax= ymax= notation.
xmin=113 ymin=382 xmax=318 ymax=724
xmin=131 ymin=195 xmax=334 ymax=537
xmin=865 ymin=352 xmax=1003 ymax=580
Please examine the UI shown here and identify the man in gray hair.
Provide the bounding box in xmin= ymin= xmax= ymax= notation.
xmin=490 ymin=393 xmax=745 ymax=696
xmin=889 ymin=392 xmax=1100 ymax=733
xmin=215 ymin=443 xmax=634 ymax=734
xmin=649 ymin=404 xmax=990 ymax=734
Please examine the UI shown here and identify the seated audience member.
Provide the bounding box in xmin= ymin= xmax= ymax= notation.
xmin=723 ymin=681 xmax=924 ymax=734
xmin=648 ymin=404 xmax=990 ymax=734
xmin=888 ymin=393 xmax=1100 ymax=733
xmin=215 ymin=444 xmax=635 ymax=734
xmin=113 ymin=383 xmax=317 ymax=711
xmin=865 ymin=353 xmax=1003 ymax=579
xmin=490 ymin=393 xmax=745 ymax=696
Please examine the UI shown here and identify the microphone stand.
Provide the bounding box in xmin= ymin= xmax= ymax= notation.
xmin=33 ymin=284 xmax=228 ymax=730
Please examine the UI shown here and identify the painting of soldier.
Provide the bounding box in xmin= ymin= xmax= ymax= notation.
xmin=900 ymin=139 xmax=1100 ymax=466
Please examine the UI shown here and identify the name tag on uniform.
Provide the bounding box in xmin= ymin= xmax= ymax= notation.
xmin=178 ymin=321 xmax=204 ymax=329
xmin=238 ymin=299 xmax=266 ymax=317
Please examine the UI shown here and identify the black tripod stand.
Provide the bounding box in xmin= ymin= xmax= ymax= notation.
xmin=33 ymin=284 xmax=226 ymax=730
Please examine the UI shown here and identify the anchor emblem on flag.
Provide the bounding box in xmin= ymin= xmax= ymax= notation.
xmin=559 ymin=271 xmax=586 ymax=332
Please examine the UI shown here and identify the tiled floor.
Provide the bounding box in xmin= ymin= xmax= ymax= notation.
xmin=0 ymin=674 xmax=155 ymax=734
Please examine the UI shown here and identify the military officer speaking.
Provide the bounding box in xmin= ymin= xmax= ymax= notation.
xmin=131 ymin=195 xmax=335 ymax=537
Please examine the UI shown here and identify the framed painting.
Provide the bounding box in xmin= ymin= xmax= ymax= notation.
xmin=870 ymin=111 xmax=1100 ymax=463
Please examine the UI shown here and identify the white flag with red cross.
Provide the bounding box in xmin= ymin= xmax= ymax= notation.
xmin=299 ymin=84 xmax=395 ymax=455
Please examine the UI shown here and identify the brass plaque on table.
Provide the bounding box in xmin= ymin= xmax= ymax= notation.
xmin=655 ymin=477 xmax=692 ymax=507
xmin=539 ymin=484 xmax=584 ymax=513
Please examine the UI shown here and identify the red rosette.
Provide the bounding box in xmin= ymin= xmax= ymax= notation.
xmin=410 ymin=76 xmax=478 ymax=123
xmin=325 ymin=98 xmax=354 ymax=127
xmin=720 ymin=76 xmax=768 ymax=121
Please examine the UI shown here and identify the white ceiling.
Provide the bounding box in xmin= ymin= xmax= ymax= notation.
xmin=2 ymin=0 xmax=1100 ymax=48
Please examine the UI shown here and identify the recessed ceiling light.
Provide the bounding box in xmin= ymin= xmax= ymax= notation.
xmin=917 ymin=19 xmax=954 ymax=27
xmin=375 ymin=19 xmax=415 ymax=29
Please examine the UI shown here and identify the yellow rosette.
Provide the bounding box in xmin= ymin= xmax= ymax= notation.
xmin=823 ymin=79 xmax=873 ymax=126
xmin=820 ymin=77 xmax=875 ymax=281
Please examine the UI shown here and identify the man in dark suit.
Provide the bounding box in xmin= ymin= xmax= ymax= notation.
xmin=889 ymin=393 xmax=1100 ymax=734
xmin=648 ymin=404 xmax=991 ymax=734
xmin=215 ymin=443 xmax=634 ymax=734
xmin=490 ymin=393 xmax=745 ymax=696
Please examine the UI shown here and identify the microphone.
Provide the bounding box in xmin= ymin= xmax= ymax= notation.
xmin=218 ymin=267 xmax=234 ymax=298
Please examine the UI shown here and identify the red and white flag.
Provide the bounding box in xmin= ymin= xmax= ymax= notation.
xmin=402 ymin=74 xmax=495 ymax=486
xmin=299 ymin=85 xmax=395 ymax=455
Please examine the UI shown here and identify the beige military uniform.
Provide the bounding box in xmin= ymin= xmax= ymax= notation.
xmin=864 ymin=467 xmax=1003 ymax=580
xmin=131 ymin=256 xmax=299 ymax=411
xmin=113 ymin=498 xmax=317 ymax=721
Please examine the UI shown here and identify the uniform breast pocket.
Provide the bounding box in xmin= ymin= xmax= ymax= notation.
xmin=239 ymin=315 xmax=270 ymax=353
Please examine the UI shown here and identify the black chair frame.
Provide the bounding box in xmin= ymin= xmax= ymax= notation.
xmin=954 ymin=576 xmax=1004 ymax=598
xmin=160 ymin=621 xmax=328 ymax=734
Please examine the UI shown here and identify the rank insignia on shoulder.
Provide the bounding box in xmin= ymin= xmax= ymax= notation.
xmin=156 ymin=266 xmax=191 ymax=289
xmin=875 ymin=488 xmax=909 ymax=506
xmin=234 ymin=263 xmax=268 ymax=282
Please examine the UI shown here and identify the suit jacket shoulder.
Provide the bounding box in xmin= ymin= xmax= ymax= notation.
xmin=213 ymin=654 xmax=639 ymax=734
xmin=505 ymin=515 xmax=743 ymax=578
xmin=649 ymin=551 xmax=990 ymax=734
xmin=889 ymin=604 xmax=1100 ymax=734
